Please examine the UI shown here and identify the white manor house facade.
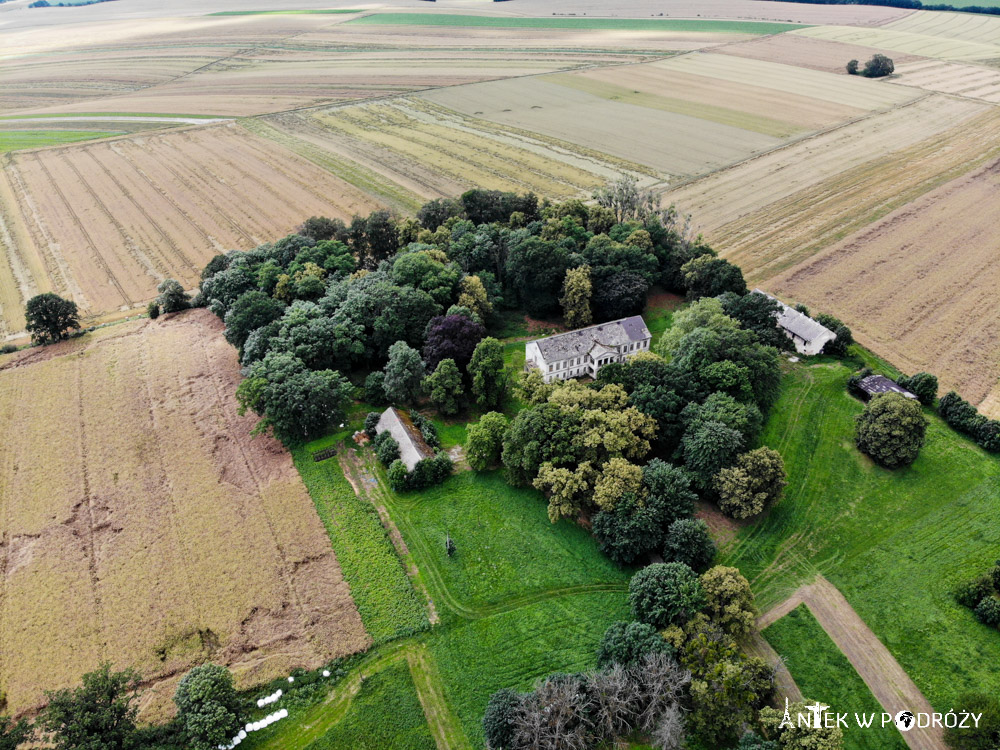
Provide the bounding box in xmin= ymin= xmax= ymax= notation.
xmin=525 ymin=315 xmax=652 ymax=383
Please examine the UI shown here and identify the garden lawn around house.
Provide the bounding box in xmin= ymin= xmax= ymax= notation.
xmin=763 ymin=604 xmax=907 ymax=750
xmin=722 ymin=360 xmax=1000 ymax=711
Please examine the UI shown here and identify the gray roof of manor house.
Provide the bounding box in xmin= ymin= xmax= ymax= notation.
xmin=376 ymin=407 xmax=434 ymax=471
xmin=752 ymin=289 xmax=835 ymax=343
xmin=531 ymin=316 xmax=651 ymax=362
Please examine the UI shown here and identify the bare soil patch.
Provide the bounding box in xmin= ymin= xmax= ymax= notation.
xmin=0 ymin=310 xmax=368 ymax=718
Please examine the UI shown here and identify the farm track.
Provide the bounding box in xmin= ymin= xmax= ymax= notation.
xmin=760 ymin=576 xmax=945 ymax=750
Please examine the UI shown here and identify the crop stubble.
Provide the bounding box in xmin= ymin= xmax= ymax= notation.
xmin=0 ymin=310 xmax=368 ymax=717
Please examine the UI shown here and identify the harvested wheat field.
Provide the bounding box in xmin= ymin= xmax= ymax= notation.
xmin=664 ymin=96 xmax=998 ymax=280
xmin=772 ymin=159 xmax=1000 ymax=415
xmin=892 ymin=59 xmax=1000 ymax=103
xmin=713 ymin=33 xmax=923 ymax=74
xmin=0 ymin=122 xmax=381 ymax=335
xmin=0 ymin=309 xmax=369 ymax=718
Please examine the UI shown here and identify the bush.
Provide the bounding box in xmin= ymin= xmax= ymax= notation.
xmin=409 ymin=410 xmax=441 ymax=449
xmin=944 ymin=693 xmax=1000 ymax=750
xmin=846 ymin=59 xmax=859 ymax=75
xmin=157 ymin=278 xmax=191 ymax=314
xmin=596 ymin=621 xmax=673 ymax=669
xmin=815 ymin=312 xmax=852 ymax=356
xmin=862 ymin=53 xmax=894 ymax=78
xmin=387 ymin=459 xmax=408 ymax=491
xmin=629 ymin=562 xmax=705 ymax=629
xmin=855 ymin=393 xmax=928 ymax=468
xmin=955 ymin=575 xmax=994 ymax=609
xmin=364 ymin=411 xmax=381 ymax=439
xmin=898 ymin=371 xmax=937 ymax=406
xmin=147 ymin=301 xmax=160 ymax=319
xmin=483 ymin=688 xmax=521 ymax=750
xmin=374 ymin=431 xmax=400 ymax=467
xmin=0 ymin=344 xmax=16 ymax=355
xmin=662 ymin=519 xmax=716 ymax=573
xmin=938 ymin=391 xmax=984 ymax=435
xmin=975 ymin=596 xmax=1000 ymax=628
xmin=847 ymin=368 xmax=873 ymax=399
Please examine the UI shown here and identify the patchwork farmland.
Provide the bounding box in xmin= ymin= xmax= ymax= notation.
xmin=0 ymin=310 xmax=368 ymax=717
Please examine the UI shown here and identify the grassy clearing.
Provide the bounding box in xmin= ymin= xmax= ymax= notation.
xmin=292 ymin=447 xmax=429 ymax=644
xmin=763 ymin=604 xmax=907 ymax=750
xmin=722 ymin=361 xmax=1000 ymax=709
xmin=305 ymin=660 xmax=437 ymax=750
xmin=348 ymin=13 xmax=808 ymax=34
xmin=0 ymin=130 xmax=117 ymax=151
xmin=429 ymin=591 xmax=630 ymax=747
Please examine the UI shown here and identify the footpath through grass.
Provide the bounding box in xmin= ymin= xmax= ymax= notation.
xmin=763 ymin=604 xmax=907 ymax=750
xmin=723 ymin=360 xmax=1000 ymax=710
xmin=347 ymin=13 xmax=809 ymax=34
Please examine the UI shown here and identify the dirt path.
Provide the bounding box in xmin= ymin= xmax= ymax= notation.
xmin=744 ymin=631 xmax=803 ymax=703
xmin=760 ymin=576 xmax=944 ymax=750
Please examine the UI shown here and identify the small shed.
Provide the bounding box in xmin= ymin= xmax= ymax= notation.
xmin=375 ymin=407 xmax=434 ymax=471
xmin=858 ymin=375 xmax=918 ymax=401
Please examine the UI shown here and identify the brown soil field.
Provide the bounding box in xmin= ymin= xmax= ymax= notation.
xmin=0 ymin=123 xmax=381 ymax=335
xmin=714 ymin=33 xmax=923 ymax=74
xmin=0 ymin=309 xmax=369 ymax=717
xmin=772 ymin=158 xmax=1000 ymax=415
xmin=892 ymin=60 xmax=1000 ymax=104
xmin=663 ymin=95 xmax=995 ymax=280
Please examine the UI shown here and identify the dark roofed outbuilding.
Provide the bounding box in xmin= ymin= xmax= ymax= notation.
xmin=858 ymin=375 xmax=918 ymax=401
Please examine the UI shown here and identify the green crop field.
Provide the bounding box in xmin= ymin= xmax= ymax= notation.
xmin=347 ymin=13 xmax=809 ymax=35
xmin=763 ymin=604 xmax=908 ymax=750
xmin=208 ymin=9 xmax=362 ymax=15
xmin=723 ymin=360 xmax=1000 ymax=710
xmin=0 ymin=130 xmax=118 ymax=152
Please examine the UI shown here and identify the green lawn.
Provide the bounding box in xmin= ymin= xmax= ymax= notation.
xmin=722 ymin=361 xmax=1000 ymax=710
xmin=0 ymin=130 xmax=118 ymax=152
xmin=763 ymin=604 xmax=907 ymax=750
xmin=347 ymin=13 xmax=808 ymax=34
xmin=305 ymin=661 xmax=437 ymax=750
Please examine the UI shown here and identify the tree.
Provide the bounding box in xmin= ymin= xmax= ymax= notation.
xmin=590 ymin=269 xmax=649 ymax=322
xmin=846 ymin=59 xmax=859 ymax=75
xmin=457 ymin=275 xmax=493 ymax=322
xmin=298 ymin=215 xmax=347 ymax=242
xmin=41 ymin=662 xmax=141 ymax=750
xmin=681 ymin=255 xmax=747 ymax=298
xmin=418 ymin=197 xmax=465 ymax=231
xmin=592 ymin=492 xmax=662 ymax=565
xmin=720 ymin=291 xmax=790 ymax=352
xmin=738 ymin=731 xmax=779 ymax=750
xmin=383 ymin=341 xmax=425 ymax=405
xmin=714 ymin=447 xmax=786 ymax=519
xmin=0 ymin=716 xmax=32 ymax=750
xmin=629 ymin=562 xmax=705 ymax=629
xmin=975 ymin=596 xmax=1000 ymax=628
xmin=424 ymin=358 xmax=464 ymax=415
xmin=387 ymin=459 xmax=408 ymax=490
xmin=592 ymin=457 xmax=644 ymax=511
xmin=682 ymin=420 xmax=744 ymax=490
xmin=899 ymin=371 xmax=938 ymax=406
xmin=663 ymin=518 xmax=716 ymax=573
xmin=592 ymin=174 xmax=659 ymax=222
xmin=423 ymin=314 xmax=486 ymax=371
xmin=534 ymin=460 xmax=598 ymax=523
xmin=392 ymin=250 xmax=460 ymax=307
xmin=174 ymin=664 xmax=242 ymax=750
xmin=596 ymin=621 xmax=673 ymax=669
xmin=700 ymin=565 xmax=756 ymax=637
xmin=223 ymin=291 xmax=285 ymax=352
xmin=655 ymin=297 xmax=739 ymax=358
xmin=157 ymin=278 xmax=191 ymax=313
xmin=560 ymin=265 xmax=593 ymax=328
xmin=25 ymin=292 xmax=79 ymax=344
xmin=862 ymin=53 xmax=894 ymax=78
xmin=465 ymin=412 xmax=508 ymax=471
xmin=468 ymin=337 xmax=507 ymax=409
xmin=505 ymin=236 xmax=569 ymax=317
xmin=363 ymin=209 xmax=401 ymax=267
xmin=642 ymin=459 xmax=697 ymax=529
xmin=483 ymin=688 xmax=522 ymax=750
xmin=944 ymin=693 xmax=1000 ymax=750
xmin=760 ymin=701 xmax=843 ymax=750
xmin=364 ymin=371 xmax=387 ymax=405
xmin=855 ymin=393 xmax=928 ymax=468
xmin=814 ymin=312 xmax=853 ymax=356
xmin=682 ymin=391 xmax=763 ymax=449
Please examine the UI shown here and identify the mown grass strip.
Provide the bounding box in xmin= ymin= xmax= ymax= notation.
xmin=0 ymin=112 xmax=223 ymax=120
xmin=763 ymin=604 xmax=907 ymax=750
xmin=0 ymin=130 xmax=120 ymax=152
xmin=292 ymin=446 xmax=428 ymax=644
xmin=209 ymin=8 xmax=362 ymax=15
xmin=347 ymin=13 xmax=808 ymax=34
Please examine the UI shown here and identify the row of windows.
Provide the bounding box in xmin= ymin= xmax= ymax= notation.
xmin=546 ymin=339 xmax=649 ymax=372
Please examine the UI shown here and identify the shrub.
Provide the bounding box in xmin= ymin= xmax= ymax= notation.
xmin=374 ymin=431 xmax=400 ymax=467
xmin=387 ymin=459 xmax=408 ymax=491
xmin=855 ymin=393 xmax=928 ymax=468
xmin=975 ymin=419 xmax=1000 ymax=453
xmin=147 ymin=301 xmax=160 ymax=319
xmin=847 ymin=368 xmax=873 ymax=399
xmin=409 ymin=410 xmax=440 ymax=449
xmin=846 ymin=59 xmax=859 ymax=75
xmin=596 ymin=621 xmax=673 ymax=669
xmin=483 ymin=688 xmax=521 ymax=750
xmin=662 ymin=519 xmax=716 ymax=573
xmin=0 ymin=344 xmax=16 ymax=355
xmin=898 ymin=371 xmax=938 ymax=406
xmin=157 ymin=278 xmax=191 ymax=314
xmin=815 ymin=312 xmax=852 ymax=356
xmin=364 ymin=411 xmax=381 ymax=439
xmin=975 ymin=596 xmax=1000 ymax=628
xmin=863 ymin=53 xmax=894 ymax=78
xmin=939 ymin=391 xmax=985 ymax=435
xmin=944 ymin=693 xmax=1000 ymax=750
xmin=955 ymin=575 xmax=994 ymax=609
xmin=629 ymin=562 xmax=705 ymax=629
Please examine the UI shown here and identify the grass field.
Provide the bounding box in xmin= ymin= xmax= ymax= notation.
xmin=763 ymin=605 xmax=908 ymax=750
xmin=0 ymin=311 xmax=368 ymax=718
xmin=208 ymin=9 xmax=362 ymax=15
xmin=0 ymin=130 xmax=119 ymax=151
xmin=723 ymin=360 xmax=1000 ymax=710
xmin=348 ymin=13 xmax=808 ymax=34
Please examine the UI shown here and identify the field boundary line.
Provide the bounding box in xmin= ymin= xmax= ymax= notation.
xmin=406 ymin=643 xmax=474 ymax=750
xmin=759 ymin=576 xmax=945 ymax=750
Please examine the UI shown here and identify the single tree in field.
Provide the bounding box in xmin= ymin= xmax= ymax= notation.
xmin=383 ymin=340 xmax=425 ymax=405
xmin=560 ymin=265 xmax=593 ymax=328
xmin=424 ymin=358 xmax=464 ymax=416
xmin=40 ymin=662 xmax=141 ymax=750
xmin=468 ymin=337 xmax=507 ymax=409
xmin=862 ymin=54 xmax=894 ymax=78
xmin=156 ymin=278 xmax=191 ymax=313
xmin=0 ymin=715 xmax=32 ymax=750
xmin=855 ymin=392 xmax=928 ymax=468
xmin=25 ymin=292 xmax=79 ymax=344
xmin=174 ymin=664 xmax=243 ymax=750
xmin=846 ymin=59 xmax=859 ymax=75
xmin=714 ymin=447 xmax=786 ymax=519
